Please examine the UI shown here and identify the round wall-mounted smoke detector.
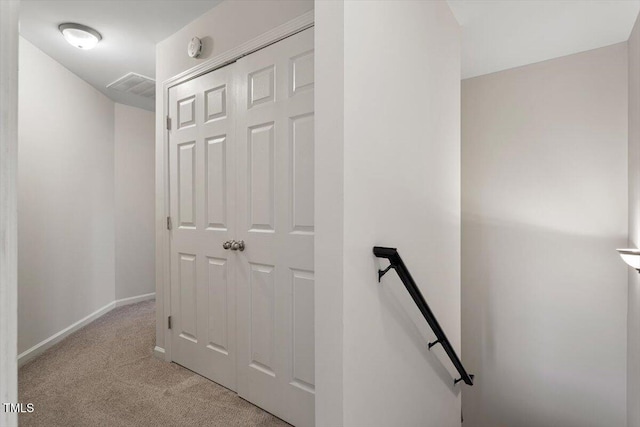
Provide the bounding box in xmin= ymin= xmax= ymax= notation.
xmin=188 ymin=37 xmax=202 ymax=58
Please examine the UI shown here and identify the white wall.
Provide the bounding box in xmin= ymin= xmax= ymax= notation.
xmin=462 ymin=43 xmax=628 ymax=427
xmin=628 ymin=13 xmax=640 ymax=427
xmin=18 ymin=38 xmax=116 ymax=354
xmin=114 ymin=103 xmax=155 ymax=300
xmin=154 ymin=0 xmax=313 ymax=356
xmin=340 ymin=2 xmax=461 ymax=425
xmin=0 ymin=2 xmax=19 ymax=425
xmin=315 ymin=1 xmax=344 ymax=425
xmin=18 ymin=40 xmax=155 ymax=357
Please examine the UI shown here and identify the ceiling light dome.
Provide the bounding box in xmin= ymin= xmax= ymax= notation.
xmin=59 ymin=23 xmax=102 ymax=50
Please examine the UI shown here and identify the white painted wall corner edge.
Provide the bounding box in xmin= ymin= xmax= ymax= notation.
xmin=17 ymin=292 xmax=156 ymax=367
xmin=0 ymin=2 xmax=19 ymax=426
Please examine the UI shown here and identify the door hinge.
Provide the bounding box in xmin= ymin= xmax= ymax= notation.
xmin=167 ymin=216 xmax=172 ymax=230
xmin=166 ymin=116 xmax=172 ymax=130
xmin=168 ymin=316 xmax=172 ymax=329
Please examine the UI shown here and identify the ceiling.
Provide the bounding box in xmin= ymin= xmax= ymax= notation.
xmin=447 ymin=0 xmax=640 ymax=79
xmin=19 ymin=1 xmax=640 ymax=104
xmin=20 ymin=0 xmax=222 ymax=111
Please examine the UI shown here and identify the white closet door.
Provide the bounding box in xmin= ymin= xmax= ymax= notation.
xmin=235 ymin=28 xmax=315 ymax=427
xmin=168 ymin=64 xmax=238 ymax=391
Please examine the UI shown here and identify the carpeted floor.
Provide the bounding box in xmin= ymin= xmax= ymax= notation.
xmin=19 ymin=300 xmax=289 ymax=427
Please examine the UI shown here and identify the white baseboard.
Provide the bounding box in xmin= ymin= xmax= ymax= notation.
xmin=153 ymin=346 xmax=166 ymax=360
xmin=18 ymin=300 xmax=116 ymax=367
xmin=115 ymin=292 xmax=155 ymax=307
xmin=18 ymin=291 xmax=157 ymax=367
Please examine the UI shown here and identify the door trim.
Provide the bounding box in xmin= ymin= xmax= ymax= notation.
xmin=158 ymin=10 xmax=314 ymax=363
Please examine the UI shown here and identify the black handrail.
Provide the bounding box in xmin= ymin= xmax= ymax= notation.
xmin=373 ymin=246 xmax=474 ymax=386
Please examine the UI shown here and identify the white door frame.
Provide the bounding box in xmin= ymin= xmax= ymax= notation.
xmin=0 ymin=1 xmax=19 ymax=425
xmin=157 ymin=11 xmax=314 ymax=363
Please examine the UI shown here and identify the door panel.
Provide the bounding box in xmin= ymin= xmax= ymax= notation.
xmin=169 ymin=64 xmax=237 ymax=391
xmin=177 ymin=141 xmax=196 ymax=228
xmin=290 ymin=113 xmax=315 ymax=233
xmin=248 ymin=122 xmax=276 ymax=231
xmin=291 ymin=268 xmax=315 ymax=391
xmin=249 ymin=262 xmax=276 ymax=375
xmin=178 ymin=253 xmax=197 ymax=341
xmin=205 ymin=135 xmax=228 ymax=230
xmin=206 ymin=257 xmax=229 ymax=354
xmin=236 ymin=28 xmax=315 ymax=427
xmin=168 ymin=28 xmax=315 ymax=427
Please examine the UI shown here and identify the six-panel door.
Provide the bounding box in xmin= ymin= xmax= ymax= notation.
xmin=168 ymin=28 xmax=314 ymax=427
xmin=168 ymin=64 xmax=238 ymax=391
xmin=235 ymin=28 xmax=315 ymax=427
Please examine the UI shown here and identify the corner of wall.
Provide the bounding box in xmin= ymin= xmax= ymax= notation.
xmin=315 ymin=1 xmax=345 ymax=425
xmin=628 ymin=11 xmax=640 ymax=427
xmin=0 ymin=2 xmax=19 ymax=425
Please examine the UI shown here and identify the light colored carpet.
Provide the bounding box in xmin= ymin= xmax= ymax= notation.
xmin=19 ymin=300 xmax=290 ymax=427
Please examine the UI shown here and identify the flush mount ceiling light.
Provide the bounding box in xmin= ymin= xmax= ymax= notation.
xmin=617 ymin=248 xmax=640 ymax=272
xmin=59 ymin=23 xmax=102 ymax=50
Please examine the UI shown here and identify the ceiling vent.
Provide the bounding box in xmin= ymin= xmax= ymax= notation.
xmin=107 ymin=72 xmax=155 ymax=99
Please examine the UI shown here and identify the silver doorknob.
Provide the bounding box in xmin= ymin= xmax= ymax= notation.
xmin=230 ymin=240 xmax=245 ymax=251
xmin=222 ymin=240 xmax=232 ymax=250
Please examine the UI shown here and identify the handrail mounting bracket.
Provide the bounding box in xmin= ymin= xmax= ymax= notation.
xmin=455 ymin=374 xmax=474 ymax=386
xmin=428 ymin=339 xmax=441 ymax=350
xmin=378 ymin=264 xmax=394 ymax=282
